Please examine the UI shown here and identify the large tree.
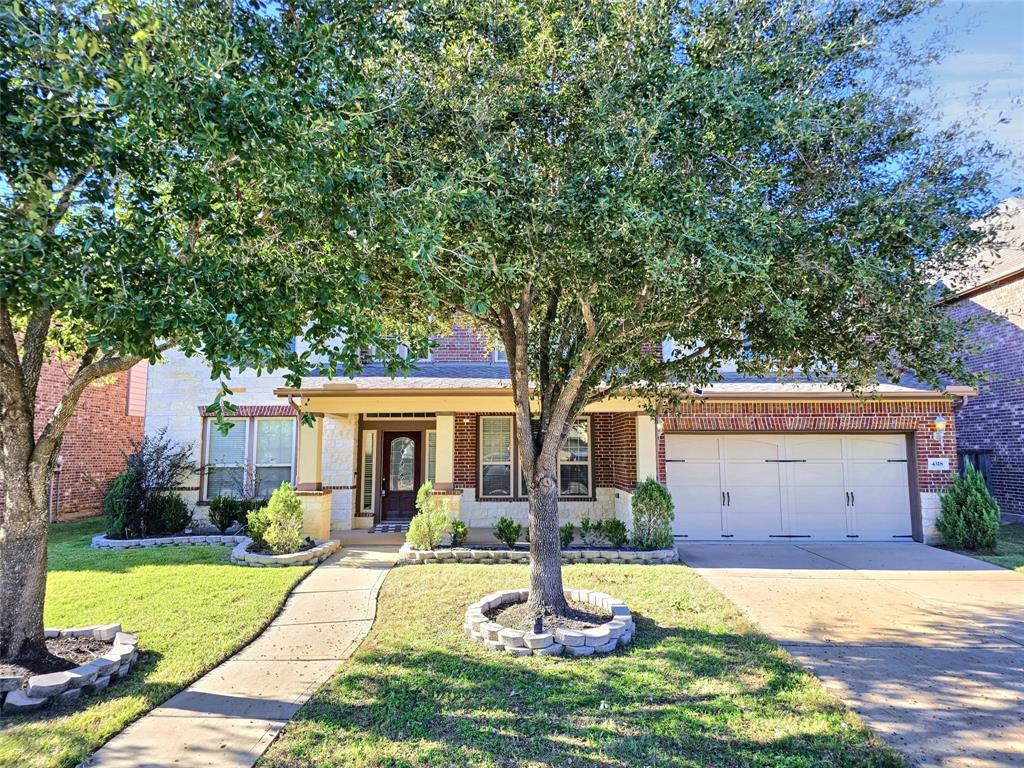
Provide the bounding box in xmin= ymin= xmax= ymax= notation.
xmin=0 ymin=0 xmax=410 ymax=662
xmin=354 ymin=0 xmax=997 ymax=616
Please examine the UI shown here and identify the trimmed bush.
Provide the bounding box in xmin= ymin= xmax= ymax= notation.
xmin=450 ymin=519 xmax=469 ymax=547
xmin=559 ymin=522 xmax=576 ymax=549
xmin=209 ymin=496 xmax=266 ymax=534
xmin=104 ymin=469 xmax=143 ymax=538
xmin=252 ymin=482 xmax=304 ymax=554
xmin=579 ymin=516 xmax=603 ymax=546
xmin=406 ymin=482 xmax=452 ymax=550
xmin=493 ymin=516 xmax=522 ymax=549
xmin=149 ymin=493 xmax=191 ymax=534
xmin=632 ymin=477 xmax=674 ymax=550
xmin=937 ymin=465 xmax=1000 ymax=551
xmin=601 ymin=518 xmax=629 ymax=548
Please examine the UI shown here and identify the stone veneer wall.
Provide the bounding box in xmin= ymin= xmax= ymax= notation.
xmin=321 ymin=414 xmax=358 ymax=529
xmin=656 ymin=399 xmax=959 ymax=544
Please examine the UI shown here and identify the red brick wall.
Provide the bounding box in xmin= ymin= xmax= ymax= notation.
xmin=656 ymin=399 xmax=958 ymax=495
xmin=948 ymin=277 xmax=1024 ymax=519
xmin=452 ymin=411 xmax=636 ymax=495
xmin=432 ymin=323 xmax=491 ymax=362
xmin=0 ymin=360 xmax=146 ymax=520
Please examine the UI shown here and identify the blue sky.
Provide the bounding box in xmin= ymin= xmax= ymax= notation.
xmin=905 ymin=0 xmax=1023 ymax=201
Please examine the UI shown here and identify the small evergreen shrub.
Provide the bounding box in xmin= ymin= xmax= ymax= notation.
xmin=579 ymin=516 xmax=604 ymax=546
xmin=406 ymin=482 xmax=453 ymax=550
xmin=252 ymin=482 xmax=304 ymax=554
xmin=559 ymin=522 xmax=576 ymax=549
xmin=149 ymin=493 xmax=191 ymax=534
xmin=450 ymin=519 xmax=469 ymax=547
xmin=632 ymin=477 xmax=674 ymax=550
xmin=601 ymin=518 xmax=629 ymax=548
xmin=493 ymin=516 xmax=522 ymax=549
xmin=208 ymin=496 xmax=239 ymax=534
xmin=937 ymin=465 xmax=1000 ymax=551
xmin=104 ymin=469 xmax=143 ymax=538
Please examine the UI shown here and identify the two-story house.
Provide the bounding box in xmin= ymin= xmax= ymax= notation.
xmin=144 ymin=320 xmax=971 ymax=545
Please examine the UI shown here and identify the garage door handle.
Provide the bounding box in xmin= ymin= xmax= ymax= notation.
xmin=850 ymin=492 xmax=854 ymax=505
xmin=845 ymin=491 xmax=850 ymax=506
xmin=721 ymin=491 xmax=726 ymax=507
xmin=726 ymin=491 xmax=730 ymax=506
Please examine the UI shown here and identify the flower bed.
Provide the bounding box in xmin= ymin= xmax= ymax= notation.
xmin=1 ymin=624 xmax=138 ymax=713
xmin=229 ymin=537 xmax=340 ymax=567
xmin=401 ymin=544 xmax=677 ymax=565
xmin=92 ymin=533 xmax=247 ymax=549
xmin=464 ymin=589 xmax=634 ymax=657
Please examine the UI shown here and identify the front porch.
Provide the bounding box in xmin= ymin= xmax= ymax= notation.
xmin=284 ymin=384 xmax=660 ymax=538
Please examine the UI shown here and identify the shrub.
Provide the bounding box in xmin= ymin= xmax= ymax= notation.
xmin=406 ymin=482 xmax=452 ymax=550
xmin=246 ymin=505 xmax=270 ymax=547
xmin=208 ymin=496 xmax=239 ymax=534
xmin=253 ymin=482 xmax=305 ymax=554
xmin=493 ymin=516 xmax=522 ymax=549
xmin=601 ymin=518 xmax=629 ymax=548
xmin=937 ymin=465 xmax=1000 ymax=551
xmin=579 ymin=517 xmax=604 ymax=546
xmin=450 ymin=519 xmax=469 ymax=547
xmin=104 ymin=469 xmax=143 ymax=538
xmin=149 ymin=493 xmax=191 ymax=534
xmin=632 ymin=477 xmax=675 ymax=550
xmin=559 ymin=522 xmax=575 ymax=549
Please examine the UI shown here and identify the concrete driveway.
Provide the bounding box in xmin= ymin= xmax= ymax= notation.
xmin=677 ymin=542 xmax=1024 ymax=768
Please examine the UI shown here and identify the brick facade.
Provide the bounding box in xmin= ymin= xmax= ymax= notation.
xmin=431 ymin=323 xmax=492 ymax=362
xmin=0 ymin=360 xmax=146 ymax=521
xmin=948 ymin=273 xmax=1024 ymax=521
xmin=655 ymin=399 xmax=958 ymax=497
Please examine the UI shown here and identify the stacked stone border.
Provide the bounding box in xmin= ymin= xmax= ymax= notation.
xmin=1 ymin=624 xmax=138 ymax=713
xmin=463 ymin=589 xmax=635 ymax=657
xmin=229 ymin=538 xmax=341 ymax=566
xmin=92 ymin=533 xmax=248 ymax=549
xmin=401 ymin=544 xmax=677 ymax=565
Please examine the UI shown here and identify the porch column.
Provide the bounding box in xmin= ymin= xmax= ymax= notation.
xmin=295 ymin=415 xmax=323 ymax=491
xmin=635 ymin=413 xmax=658 ymax=484
xmin=434 ymin=412 xmax=456 ymax=491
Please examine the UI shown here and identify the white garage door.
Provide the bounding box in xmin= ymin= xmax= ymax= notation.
xmin=665 ymin=433 xmax=913 ymax=541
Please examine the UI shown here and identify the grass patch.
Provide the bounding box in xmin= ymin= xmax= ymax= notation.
xmin=959 ymin=524 xmax=1024 ymax=573
xmin=260 ymin=563 xmax=902 ymax=768
xmin=0 ymin=517 xmax=310 ymax=768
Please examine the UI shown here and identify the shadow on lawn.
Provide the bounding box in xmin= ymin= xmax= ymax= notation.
xmin=275 ymin=617 xmax=903 ymax=768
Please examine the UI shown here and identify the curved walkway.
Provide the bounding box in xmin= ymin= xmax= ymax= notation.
xmin=678 ymin=542 xmax=1024 ymax=768
xmin=85 ymin=541 xmax=397 ymax=768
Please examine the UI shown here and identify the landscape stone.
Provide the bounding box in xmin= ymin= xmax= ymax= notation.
xmin=532 ymin=643 xmax=564 ymax=656
xmin=595 ymin=639 xmax=618 ymax=653
xmin=582 ymin=627 xmax=611 ymax=646
xmin=497 ymin=628 xmax=526 ymax=648
xmin=27 ymin=670 xmax=73 ymax=698
xmin=484 ymin=639 xmax=504 ymax=652
xmin=85 ymin=675 xmax=111 ymax=694
xmin=524 ymin=632 xmax=553 ymax=649
xmin=44 ymin=628 xmax=59 ymax=638
xmin=482 ymin=622 xmax=502 ymax=642
xmin=0 ymin=675 xmax=21 ymax=693
xmin=603 ymin=621 xmax=626 ymax=639
xmin=566 ymin=644 xmax=596 ymax=657
xmin=610 ymin=604 xmax=631 ymax=617
xmin=58 ymin=687 xmax=82 ymax=705
xmin=554 ymin=629 xmax=585 ymax=647
xmin=66 ymin=663 xmax=100 ymax=688
xmin=3 ymin=689 xmax=46 ymax=713
xmin=93 ymin=623 xmax=121 ymax=641
xmin=114 ymin=631 xmax=139 ymax=647
xmin=506 ymin=645 xmax=532 ymax=657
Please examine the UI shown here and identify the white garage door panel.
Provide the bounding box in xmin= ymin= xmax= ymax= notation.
xmin=666 ymin=461 xmax=723 ymax=538
xmin=665 ymin=433 xmax=912 ymax=541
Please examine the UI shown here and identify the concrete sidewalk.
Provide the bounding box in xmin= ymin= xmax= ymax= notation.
xmin=85 ymin=541 xmax=397 ymax=768
xmin=678 ymin=542 xmax=1024 ymax=768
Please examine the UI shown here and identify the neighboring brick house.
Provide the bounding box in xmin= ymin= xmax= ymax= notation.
xmin=944 ymin=197 xmax=1024 ymax=523
xmin=0 ymin=360 xmax=147 ymax=521
xmin=145 ymin=320 xmax=970 ymax=545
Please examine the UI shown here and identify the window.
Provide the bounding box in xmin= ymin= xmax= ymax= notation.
xmin=255 ymin=419 xmax=295 ymax=497
xmin=360 ymin=431 xmax=376 ymax=513
xmin=493 ymin=348 xmax=507 ymax=363
xmin=477 ymin=416 xmax=592 ymax=499
xmin=205 ymin=419 xmax=248 ymax=498
xmin=203 ymin=417 xmax=295 ymax=500
xmin=558 ymin=418 xmax=591 ymax=497
xmin=480 ymin=416 xmax=513 ymax=496
xmin=426 ymin=430 xmax=437 ymax=484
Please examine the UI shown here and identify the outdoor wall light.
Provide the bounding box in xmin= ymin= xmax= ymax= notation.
xmin=931 ymin=415 xmax=947 ymax=451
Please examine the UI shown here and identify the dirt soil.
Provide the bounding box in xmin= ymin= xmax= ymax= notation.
xmin=487 ymin=598 xmax=612 ymax=633
xmin=249 ymin=536 xmax=317 ymax=555
xmin=0 ymin=636 xmax=113 ymax=683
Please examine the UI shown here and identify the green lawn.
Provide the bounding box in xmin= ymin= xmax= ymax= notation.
xmin=0 ymin=517 xmax=310 ymax=768
xmin=965 ymin=524 xmax=1024 ymax=573
xmin=260 ymin=563 xmax=902 ymax=768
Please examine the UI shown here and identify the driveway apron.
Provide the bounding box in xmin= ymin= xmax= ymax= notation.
xmin=678 ymin=542 xmax=1024 ymax=768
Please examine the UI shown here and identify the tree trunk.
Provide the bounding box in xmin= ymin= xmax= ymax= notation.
xmin=526 ymin=457 xmax=570 ymax=616
xmin=0 ymin=466 xmax=50 ymax=662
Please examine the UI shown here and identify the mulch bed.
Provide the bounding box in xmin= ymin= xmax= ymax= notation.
xmin=0 ymin=637 xmax=113 ymax=683
xmin=487 ymin=598 xmax=612 ymax=633
xmin=248 ymin=537 xmax=317 ymax=555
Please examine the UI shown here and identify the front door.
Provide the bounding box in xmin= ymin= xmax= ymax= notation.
xmin=381 ymin=431 xmax=421 ymax=520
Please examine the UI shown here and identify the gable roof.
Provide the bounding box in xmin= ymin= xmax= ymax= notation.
xmin=941 ymin=197 xmax=1024 ymax=298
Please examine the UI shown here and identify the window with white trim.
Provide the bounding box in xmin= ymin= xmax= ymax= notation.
xmin=493 ymin=348 xmax=507 ymax=363
xmin=426 ymin=430 xmax=437 ymax=484
xmin=479 ymin=416 xmax=513 ymax=497
xmin=360 ymin=431 xmax=376 ymax=513
xmin=204 ymin=417 xmax=294 ymax=500
xmin=477 ymin=416 xmax=592 ymax=499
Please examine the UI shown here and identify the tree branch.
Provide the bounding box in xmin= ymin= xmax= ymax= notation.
xmin=20 ymin=307 xmax=53 ymax=408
